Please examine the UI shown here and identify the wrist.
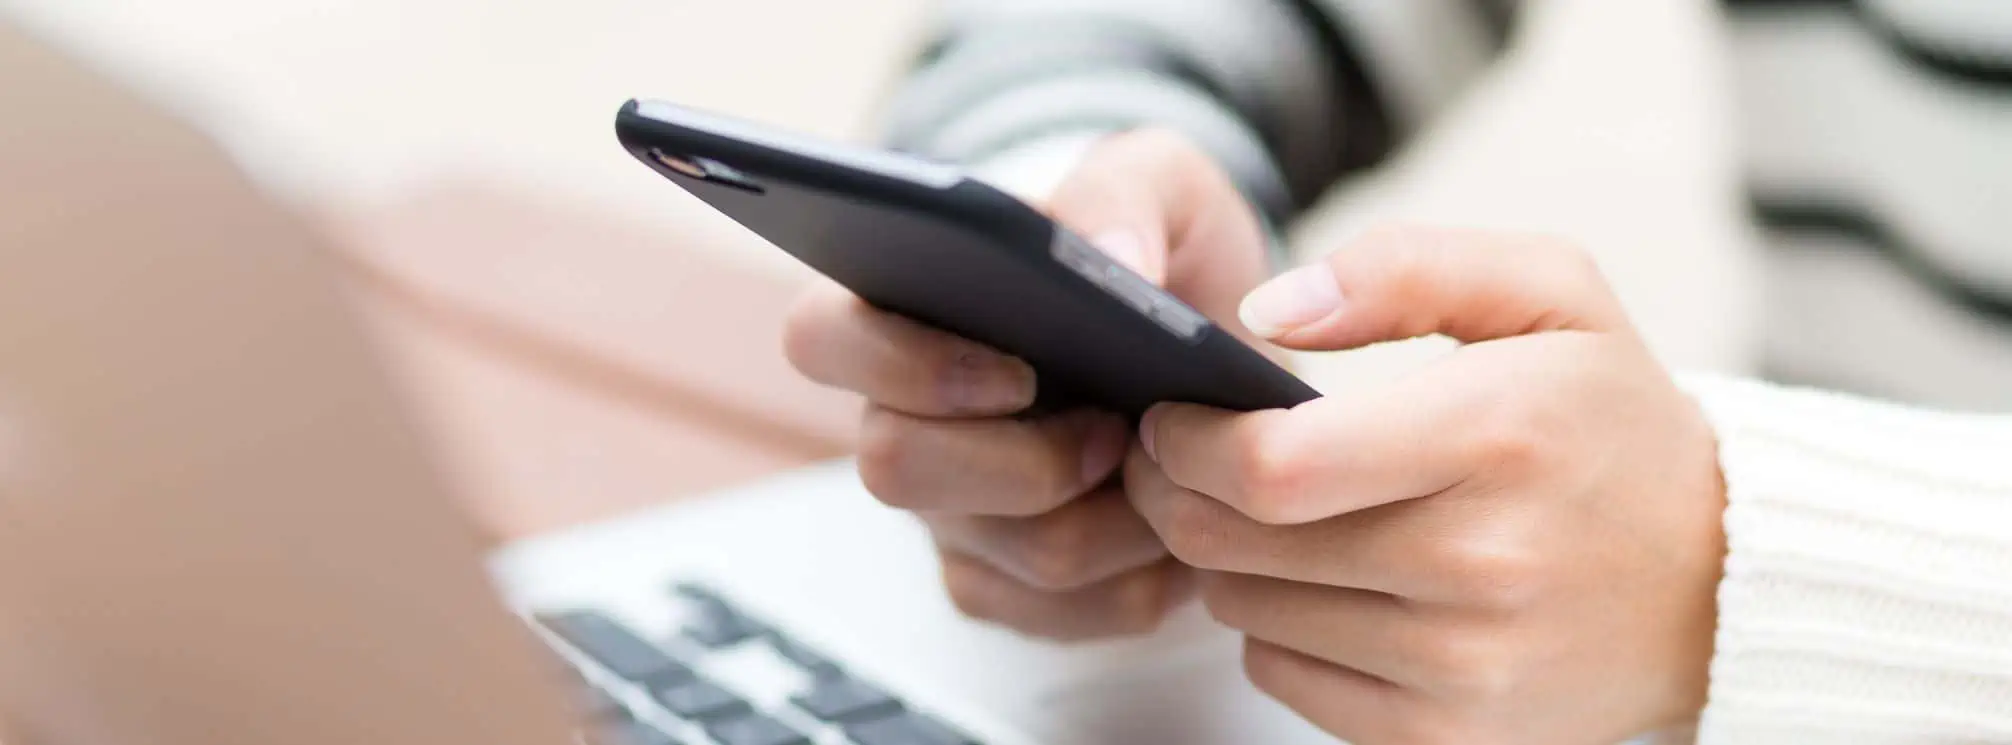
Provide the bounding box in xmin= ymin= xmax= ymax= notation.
xmin=1657 ymin=387 xmax=1730 ymax=732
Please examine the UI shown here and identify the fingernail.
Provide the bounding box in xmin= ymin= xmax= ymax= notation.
xmin=1239 ymin=265 xmax=1343 ymax=338
xmin=1091 ymin=230 xmax=1153 ymax=280
xmin=1138 ymin=406 xmax=1162 ymax=462
xmin=1079 ymin=413 xmax=1129 ymax=487
xmin=945 ymin=350 xmax=1037 ymax=412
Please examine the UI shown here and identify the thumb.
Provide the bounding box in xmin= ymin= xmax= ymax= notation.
xmin=1035 ymin=134 xmax=1183 ymax=287
xmin=1240 ymin=225 xmax=1634 ymax=351
xmin=1039 ymin=130 xmax=1274 ymax=335
xmin=1038 ymin=129 xmax=1268 ymax=290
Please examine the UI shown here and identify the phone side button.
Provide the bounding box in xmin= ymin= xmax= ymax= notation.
xmin=1149 ymin=301 xmax=1207 ymax=343
xmin=1101 ymin=268 xmax=1161 ymax=315
xmin=1051 ymin=231 xmax=1114 ymax=281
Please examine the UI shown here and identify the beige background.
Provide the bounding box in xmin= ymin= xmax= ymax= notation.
xmin=5 ymin=0 xmax=928 ymax=258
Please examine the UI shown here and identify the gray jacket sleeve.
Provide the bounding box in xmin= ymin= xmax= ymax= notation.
xmin=881 ymin=0 xmax=1509 ymax=226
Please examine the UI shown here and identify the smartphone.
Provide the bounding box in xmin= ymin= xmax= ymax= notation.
xmin=615 ymin=99 xmax=1318 ymax=417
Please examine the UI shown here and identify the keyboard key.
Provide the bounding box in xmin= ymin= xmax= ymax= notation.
xmin=791 ymin=677 xmax=902 ymax=723
xmin=767 ymin=633 xmax=842 ymax=678
xmin=677 ymin=597 xmax=765 ymax=649
xmin=671 ymin=585 xmax=766 ymax=648
xmin=650 ymin=679 xmax=750 ymax=723
xmin=844 ymin=712 xmax=974 ymax=745
xmin=705 ymin=714 xmax=811 ymax=745
xmin=581 ymin=720 xmax=682 ymax=745
xmin=536 ymin=611 xmax=694 ymax=685
xmin=575 ymin=684 xmax=629 ymax=721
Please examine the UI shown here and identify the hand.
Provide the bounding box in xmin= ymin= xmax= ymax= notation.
xmin=783 ymin=130 xmax=1273 ymax=639
xmin=1126 ymin=226 xmax=1727 ymax=743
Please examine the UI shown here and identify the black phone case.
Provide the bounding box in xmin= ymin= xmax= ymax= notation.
xmin=615 ymin=99 xmax=1318 ymax=417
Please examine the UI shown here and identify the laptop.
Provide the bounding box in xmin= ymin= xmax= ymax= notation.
xmin=0 ymin=102 xmax=1331 ymax=745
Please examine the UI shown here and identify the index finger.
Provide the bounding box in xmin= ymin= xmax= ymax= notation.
xmin=1139 ymin=364 xmax=1493 ymax=525
xmin=783 ymin=279 xmax=1037 ymax=417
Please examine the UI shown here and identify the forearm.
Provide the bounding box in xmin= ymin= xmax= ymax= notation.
xmin=880 ymin=0 xmax=1502 ymax=219
xmin=1681 ymin=375 xmax=2012 ymax=742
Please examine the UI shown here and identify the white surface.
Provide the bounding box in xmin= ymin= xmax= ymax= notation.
xmin=494 ymin=461 xmax=1337 ymax=745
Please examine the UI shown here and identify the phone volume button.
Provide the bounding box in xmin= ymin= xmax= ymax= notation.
xmin=1150 ymin=300 xmax=1207 ymax=342
xmin=1052 ymin=231 xmax=1112 ymax=281
xmin=1100 ymin=268 xmax=1155 ymax=312
xmin=1050 ymin=229 xmax=1205 ymax=343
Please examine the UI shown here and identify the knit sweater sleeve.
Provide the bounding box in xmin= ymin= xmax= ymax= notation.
xmin=1679 ymin=374 xmax=2012 ymax=743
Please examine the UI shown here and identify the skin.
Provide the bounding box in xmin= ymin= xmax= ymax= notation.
xmin=1133 ymin=225 xmax=1727 ymax=744
xmin=784 ymin=129 xmax=1273 ymax=640
xmin=785 ymin=130 xmax=1729 ymax=742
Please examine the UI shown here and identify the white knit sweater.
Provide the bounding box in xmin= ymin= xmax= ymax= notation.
xmin=1683 ymin=374 xmax=2012 ymax=743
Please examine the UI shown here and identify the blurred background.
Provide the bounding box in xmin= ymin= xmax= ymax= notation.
xmin=5 ymin=0 xmax=941 ymax=538
xmin=3 ymin=0 xmax=1773 ymax=539
xmin=7 ymin=0 xmax=926 ymax=238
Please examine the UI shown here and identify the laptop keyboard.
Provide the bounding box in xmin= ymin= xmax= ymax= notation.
xmin=536 ymin=583 xmax=984 ymax=745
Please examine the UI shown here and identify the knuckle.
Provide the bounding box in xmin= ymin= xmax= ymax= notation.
xmin=1195 ymin=574 xmax=1249 ymax=630
xmin=1112 ymin=568 xmax=1181 ymax=634
xmin=1238 ymin=458 xmax=1303 ymax=525
xmin=1539 ymin=236 xmax=1604 ymax=287
xmin=855 ymin=411 xmax=922 ymax=509
xmin=1031 ymin=434 xmax=1091 ymax=507
xmin=1439 ymin=537 xmax=1548 ymax=611
xmin=1013 ymin=515 xmax=1102 ymax=590
xmin=1412 ymin=627 xmax=1519 ymax=701
xmin=1232 ymin=417 xmax=1311 ymax=524
xmin=1440 ymin=640 xmax=1513 ymax=704
xmin=1471 ymin=399 xmax=1555 ymax=476
xmin=779 ymin=294 xmax=833 ymax=380
xmin=1479 ymin=429 xmax=1545 ymax=475
xmin=1241 ymin=640 xmax=1293 ymax=697
xmin=1523 ymin=235 xmax=1615 ymax=320
xmin=1351 ymin=224 xmax=1447 ymax=338
xmin=1156 ymin=492 xmax=1236 ymax=570
xmin=940 ymin=561 xmax=1001 ymax=623
xmin=916 ymin=344 xmax=980 ymax=409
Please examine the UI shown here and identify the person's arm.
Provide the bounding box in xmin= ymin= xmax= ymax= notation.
xmin=1682 ymin=376 xmax=2012 ymax=743
xmin=880 ymin=0 xmax=1506 ymax=217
